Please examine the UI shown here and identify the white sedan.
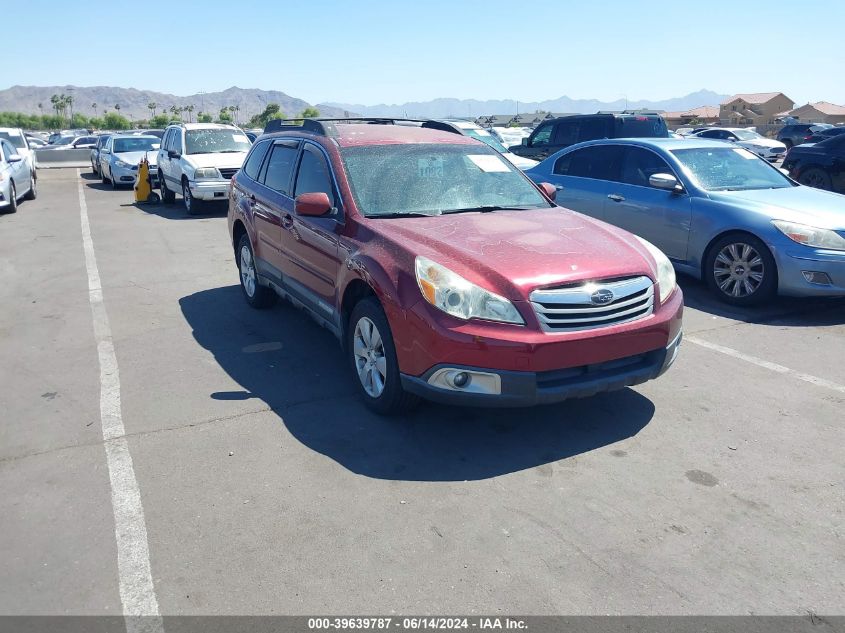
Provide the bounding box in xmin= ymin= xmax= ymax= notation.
xmin=690 ymin=127 xmax=787 ymax=161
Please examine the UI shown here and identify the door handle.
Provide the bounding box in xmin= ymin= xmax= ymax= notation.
xmin=281 ymin=214 xmax=294 ymax=229
xmin=607 ymin=194 xmax=625 ymax=202
xmin=248 ymin=194 xmax=256 ymax=205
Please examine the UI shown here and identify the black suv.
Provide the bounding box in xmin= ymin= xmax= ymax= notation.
xmin=776 ymin=123 xmax=832 ymax=148
xmin=508 ymin=113 xmax=669 ymax=160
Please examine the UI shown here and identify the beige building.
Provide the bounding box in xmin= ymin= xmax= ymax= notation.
xmin=780 ymin=101 xmax=845 ymax=125
xmin=663 ymin=105 xmax=720 ymax=128
xmin=719 ymin=92 xmax=794 ymax=126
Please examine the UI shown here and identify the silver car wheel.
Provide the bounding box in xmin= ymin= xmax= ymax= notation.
xmin=239 ymin=245 xmax=256 ymax=298
xmin=353 ymin=316 xmax=387 ymax=398
xmin=183 ymin=181 xmax=192 ymax=212
xmin=713 ymin=242 xmax=764 ymax=298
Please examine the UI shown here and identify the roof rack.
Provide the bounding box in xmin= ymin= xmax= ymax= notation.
xmin=263 ymin=117 xmax=428 ymax=136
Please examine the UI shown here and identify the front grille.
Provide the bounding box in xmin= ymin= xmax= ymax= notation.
xmin=530 ymin=276 xmax=654 ymax=332
xmin=218 ymin=168 xmax=238 ymax=179
xmin=536 ymin=349 xmax=660 ymax=391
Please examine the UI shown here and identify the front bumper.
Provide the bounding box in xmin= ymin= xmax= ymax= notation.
xmin=111 ymin=163 xmax=142 ymax=185
xmin=776 ymin=245 xmax=845 ymax=297
xmin=401 ymin=329 xmax=683 ymax=407
xmin=189 ymin=179 xmax=231 ymax=201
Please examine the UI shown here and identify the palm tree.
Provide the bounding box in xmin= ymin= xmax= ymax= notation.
xmin=91 ymin=102 xmax=97 ymax=116
xmin=50 ymin=94 xmax=61 ymax=117
xmin=185 ymin=104 xmax=195 ymax=122
xmin=228 ymin=105 xmax=238 ymax=125
xmin=147 ymin=102 xmax=157 ymax=118
xmin=114 ymin=104 xmax=121 ymax=120
xmin=37 ymin=102 xmax=43 ymax=115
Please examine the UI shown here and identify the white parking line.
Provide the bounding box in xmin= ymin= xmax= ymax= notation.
xmin=77 ymin=171 xmax=164 ymax=633
xmin=686 ymin=335 xmax=845 ymax=395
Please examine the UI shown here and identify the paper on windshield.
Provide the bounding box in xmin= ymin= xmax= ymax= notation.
xmin=418 ymin=157 xmax=444 ymax=177
xmin=467 ymin=154 xmax=510 ymax=172
xmin=733 ymin=148 xmax=757 ymax=159
xmin=233 ymin=134 xmax=249 ymax=143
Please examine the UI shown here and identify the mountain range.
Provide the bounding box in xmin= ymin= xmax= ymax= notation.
xmin=0 ymin=85 xmax=350 ymax=122
xmin=326 ymin=90 xmax=730 ymax=118
xmin=0 ymin=85 xmax=729 ymax=122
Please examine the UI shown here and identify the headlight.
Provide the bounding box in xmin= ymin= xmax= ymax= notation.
xmin=194 ymin=167 xmax=220 ymax=179
xmin=415 ymin=256 xmax=524 ymax=324
xmin=773 ymin=220 xmax=845 ymax=251
xmin=634 ymin=236 xmax=676 ymax=304
xmin=115 ymin=159 xmax=131 ymax=168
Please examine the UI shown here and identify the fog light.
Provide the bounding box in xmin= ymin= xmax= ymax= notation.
xmin=451 ymin=372 xmax=470 ymax=388
xmin=802 ymin=271 xmax=832 ymax=286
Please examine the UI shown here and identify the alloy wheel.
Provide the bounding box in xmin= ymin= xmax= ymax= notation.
xmin=183 ymin=182 xmax=192 ymax=212
xmin=239 ymin=245 xmax=256 ymax=298
xmin=353 ymin=317 xmax=387 ymax=398
xmin=713 ymin=242 xmax=765 ymax=298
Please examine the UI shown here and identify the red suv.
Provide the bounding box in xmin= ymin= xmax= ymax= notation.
xmin=228 ymin=119 xmax=683 ymax=414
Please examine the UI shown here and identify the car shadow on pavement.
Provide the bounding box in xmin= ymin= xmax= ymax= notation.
xmin=180 ymin=285 xmax=655 ymax=482
xmin=135 ymin=199 xmax=228 ymax=220
xmin=678 ymin=273 xmax=845 ymax=327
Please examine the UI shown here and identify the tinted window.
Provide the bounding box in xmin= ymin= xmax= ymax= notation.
xmin=242 ymin=140 xmax=271 ymax=180
xmin=294 ymin=145 xmax=335 ymax=207
xmin=620 ymin=147 xmax=675 ymax=187
xmin=577 ymin=118 xmax=608 ymax=142
xmin=1 ymin=140 xmax=15 ymax=159
xmin=553 ymin=120 xmax=580 ymax=146
xmin=556 ymin=145 xmax=623 ymax=181
xmin=262 ymin=144 xmax=298 ymax=194
xmin=530 ymin=123 xmax=554 ymax=147
xmin=614 ymin=116 xmax=669 ymax=138
xmin=819 ymin=135 xmax=845 ymax=149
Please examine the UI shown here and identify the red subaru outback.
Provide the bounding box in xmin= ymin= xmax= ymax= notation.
xmin=228 ymin=119 xmax=683 ymax=414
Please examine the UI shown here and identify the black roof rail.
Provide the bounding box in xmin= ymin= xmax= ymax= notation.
xmin=263 ymin=117 xmax=429 ymax=136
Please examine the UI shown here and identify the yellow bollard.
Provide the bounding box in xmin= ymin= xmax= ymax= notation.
xmin=134 ymin=156 xmax=159 ymax=203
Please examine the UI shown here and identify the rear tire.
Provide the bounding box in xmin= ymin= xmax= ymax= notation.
xmin=160 ymin=176 xmax=176 ymax=203
xmin=24 ymin=173 xmax=37 ymax=200
xmin=798 ymin=167 xmax=832 ymax=191
xmin=705 ymin=233 xmax=777 ymax=306
xmin=237 ymin=234 xmax=276 ymax=309
xmin=347 ymin=297 xmax=419 ymax=415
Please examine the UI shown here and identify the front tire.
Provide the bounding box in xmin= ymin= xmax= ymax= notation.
xmin=4 ymin=182 xmax=17 ymax=213
xmin=705 ymin=233 xmax=777 ymax=306
xmin=347 ymin=298 xmax=419 ymax=415
xmin=183 ymin=179 xmax=201 ymax=215
xmin=798 ymin=168 xmax=832 ymax=191
xmin=237 ymin=234 xmax=276 ymax=309
xmin=160 ymin=176 xmax=176 ymax=203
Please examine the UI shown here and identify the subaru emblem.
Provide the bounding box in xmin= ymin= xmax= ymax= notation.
xmin=591 ymin=288 xmax=614 ymax=305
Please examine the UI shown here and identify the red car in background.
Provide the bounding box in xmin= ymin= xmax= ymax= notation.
xmin=228 ymin=119 xmax=683 ymax=414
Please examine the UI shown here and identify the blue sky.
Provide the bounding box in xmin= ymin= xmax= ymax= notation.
xmin=7 ymin=0 xmax=845 ymax=105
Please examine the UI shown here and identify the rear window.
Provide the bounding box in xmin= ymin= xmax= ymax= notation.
xmin=613 ymin=116 xmax=668 ymax=138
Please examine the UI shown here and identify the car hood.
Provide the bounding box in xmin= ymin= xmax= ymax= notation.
xmin=181 ymin=152 xmax=247 ymax=168
xmin=369 ymin=208 xmax=657 ymax=300
xmin=710 ymin=186 xmax=845 ymax=229
xmin=113 ymin=151 xmax=158 ymax=166
xmin=739 ymin=138 xmax=785 ymax=148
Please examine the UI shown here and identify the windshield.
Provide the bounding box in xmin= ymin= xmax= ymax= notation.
xmin=340 ymin=143 xmax=551 ymax=217
xmin=185 ymin=129 xmax=251 ymax=155
xmin=0 ymin=131 xmax=27 ymax=149
xmin=733 ymin=129 xmax=762 ymax=140
xmin=672 ymin=147 xmax=793 ymax=191
xmin=113 ymin=137 xmax=159 ymax=153
xmin=464 ymin=128 xmax=509 ymax=153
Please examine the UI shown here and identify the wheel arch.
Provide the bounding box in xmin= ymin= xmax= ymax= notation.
xmin=231 ymin=219 xmax=248 ymax=256
xmin=340 ymin=278 xmax=378 ymax=345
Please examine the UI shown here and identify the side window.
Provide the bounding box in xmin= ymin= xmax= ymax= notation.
xmin=553 ymin=120 xmax=580 ymax=146
xmin=577 ymin=118 xmax=607 ymax=142
xmin=620 ymin=147 xmax=675 ymax=188
xmin=242 ymin=140 xmax=271 ymax=181
xmin=294 ymin=145 xmax=336 ymax=208
xmin=161 ymin=130 xmax=171 ymax=150
xmin=1 ymin=140 xmax=13 ymax=159
xmin=565 ymin=145 xmax=624 ymax=181
xmin=530 ymin=123 xmax=554 ymax=147
xmin=553 ymin=153 xmax=572 ymax=175
xmin=261 ymin=144 xmax=298 ymax=195
xmin=172 ymin=131 xmax=183 ymax=154
xmin=725 ymin=132 xmax=738 ymax=140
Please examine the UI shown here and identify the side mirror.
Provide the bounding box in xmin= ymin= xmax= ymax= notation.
xmin=101 ymin=148 xmax=111 ymax=154
xmin=521 ymin=137 xmax=529 ymax=146
xmin=295 ymin=192 xmax=333 ymax=216
xmin=168 ymin=150 xmax=181 ymax=159
xmin=538 ymin=182 xmax=557 ymax=201
xmin=7 ymin=154 xmax=23 ymax=163
xmin=649 ymin=173 xmax=683 ymax=192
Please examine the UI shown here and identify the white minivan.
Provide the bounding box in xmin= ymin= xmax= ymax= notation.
xmin=158 ymin=123 xmax=251 ymax=214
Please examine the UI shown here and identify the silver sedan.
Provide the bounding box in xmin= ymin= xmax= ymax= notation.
xmin=99 ymin=134 xmax=160 ymax=189
xmin=0 ymin=138 xmax=36 ymax=213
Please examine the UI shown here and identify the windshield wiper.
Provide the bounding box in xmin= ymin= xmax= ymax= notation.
xmin=212 ymin=149 xmax=244 ymax=153
xmin=441 ymin=205 xmax=538 ymax=215
xmin=367 ymin=211 xmax=436 ymax=219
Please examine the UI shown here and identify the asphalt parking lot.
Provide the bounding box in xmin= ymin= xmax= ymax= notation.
xmin=1 ymin=169 xmax=843 ymax=617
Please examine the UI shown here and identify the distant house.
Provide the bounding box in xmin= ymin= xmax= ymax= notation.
xmin=779 ymin=101 xmax=845 ymax=125
xmin=719 ymin=92 xmax=794 ymax=126
xmin=662 ymin=105 xmax=720 ymax=128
